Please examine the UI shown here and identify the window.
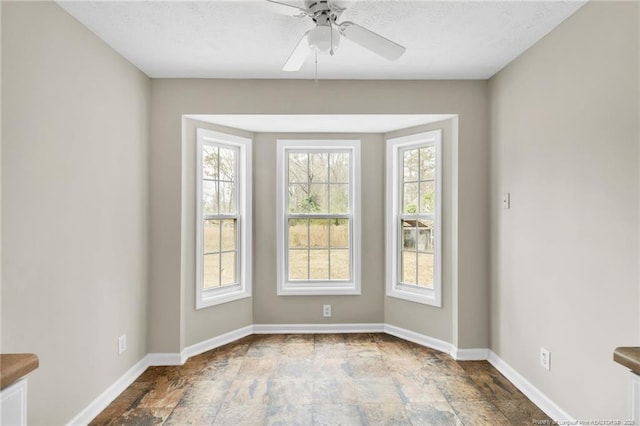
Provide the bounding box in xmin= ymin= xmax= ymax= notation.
xmin=386 ymin=130 xmax=442 ymax=306
xmin=196 ymin=128 xmax=252 ymax=308
xmin=276 ymin=140 xmax=361 ymax=295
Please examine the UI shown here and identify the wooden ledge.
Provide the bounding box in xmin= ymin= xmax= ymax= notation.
xmin=614 ymin=347 xmax=640 ymax=375
xmin=1 ymin=353 xmax=39 ymax=389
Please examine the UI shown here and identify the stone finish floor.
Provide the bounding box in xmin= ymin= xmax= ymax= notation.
xmin=91 ymin=333 xmax=551 ymax=425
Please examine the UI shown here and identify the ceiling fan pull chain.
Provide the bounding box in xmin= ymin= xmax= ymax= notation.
xmin=314 ymin=53 xmax=319 ymax=85
xmin=329 ymin=18 xmax=335 ymax=56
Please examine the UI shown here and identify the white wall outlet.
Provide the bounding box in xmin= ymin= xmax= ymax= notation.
xmin=540 ymin=347 xmax=550 ymax=371
xmin=323 ymin=304 xmax=331 ymax=318
xmin=503 ymin=192 xmax=511 ymax=209
xmin=118 ymin=334 xmax=127 ymax=355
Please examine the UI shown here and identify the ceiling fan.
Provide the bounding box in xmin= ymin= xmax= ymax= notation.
xmin=266 ymin=0 xmax=406 ymax=71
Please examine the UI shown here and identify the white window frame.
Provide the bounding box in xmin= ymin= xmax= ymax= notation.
xmin=276 ymin=139 xmax=361 ymax=296
xmin=196 ymin=128 xmax=252 ymax=309
xmin=386 ymin=130 xmax=442 ymax=307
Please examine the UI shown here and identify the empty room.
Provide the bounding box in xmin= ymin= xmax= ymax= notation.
xmin=1 ymin=0 xmax=639 ymax=424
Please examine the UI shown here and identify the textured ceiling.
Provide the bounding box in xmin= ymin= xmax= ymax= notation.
xmin=57 ymin=0 xmax=586 ymax=80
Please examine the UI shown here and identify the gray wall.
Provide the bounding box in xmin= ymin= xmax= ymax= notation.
xmin=149 ymin=79 xmax=490 ymax=353
xmin=1 ymin=2 xmax=150 ymax=425
xmin=489 ymin=1 xmax=639 ymax=419
xmin=252 ymin=132 xmax=385 ymax=325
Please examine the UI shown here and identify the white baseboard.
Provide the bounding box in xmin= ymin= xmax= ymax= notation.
xmin=452 ymin=347 xmax=490 ymax=361
xmin=182 ymin=325 xmax=254 ymax=359
xmin=383 ymin=323 xmax=454 ymax=355
xmin=487 ymin=350 xmax=575 ymax=423
xmin=67 ymin=355 xmax=150 ymax=425
xmin=146 ymin=352 xmax=184 ymax=366
xmin=253 ymin=323 xmax=385 ymax=334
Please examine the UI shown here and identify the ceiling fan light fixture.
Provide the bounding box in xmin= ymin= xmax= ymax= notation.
xmin=307 ymin=25 xmax=340 ymax=54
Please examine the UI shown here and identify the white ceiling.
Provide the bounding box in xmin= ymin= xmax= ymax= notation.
xmin=187 ymin=114 xmax=455 ymax=132
xmin=57 ymin=0 xmax=586 ymax=80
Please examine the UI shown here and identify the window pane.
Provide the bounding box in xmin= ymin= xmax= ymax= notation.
xmin=309 ymin=219 xmax=329 ymax=248
xmin=329 ymin=184 xmax=349 ymax=213
xmin=330 ymin=249 xmax=349 ymax=280
xmin=417 ymin=220 xmax=433 ymax=252
xmin=402 ymin=220 xmax=417 ymax=250
xmin=288 ymin=219 xmax=308 ymax=248
xmin=219 ymin=181 xmax=235 ymax=214
xmin=221 ymin=219 xmax=236 ymax=251
xmin=219 ymin=147 xmax=235 ymax=181
xmin=202 ymin=145 xmax=218 ymax=179
xmin=309 ymin=184 xmax=328 ymax=213
xmin=329 ymin=153 xmax=349 ymax=183
xmin=288 ymin=184 xmax=309 ymax=213
xmin=309 ymin=153 xmax=328 ymax=183
xmin=203 ymin=180 xmax=218 ymax=215
xmin=204 ymin=220 xmax=220 ymax=253
xmin=309 ymin=249 xmax=329 ymax=280
xmin=329 ymin=219 xmax=349 ymax=248
xmin=419 ymin=180 xmax=435 ymax=214
xmin=289 ymin=250 xmax=308 ymax=280
xmin=203 ymin=254 xmax=220 ymax=289
xmin=417 ymin=252 xmax=434 ymax=288
xmin=220 ymin=252 xmax=236 ymax=286
xmin=420 ymin=146 xmax=436 ymax=180
xmin=403 ymin=149 xmax=419 ymax=182
xmin=288 ymin=152 xmax=308 ymax=183
xmin=401 ymin=251 xmax=417 ymax=285
xmin=403 ymin=182 xmax=418 ymax=214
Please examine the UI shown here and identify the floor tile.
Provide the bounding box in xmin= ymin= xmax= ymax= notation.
xmin=359 ymin=402 xmax=411 ymax=425
xmin=180 ymin=380 xmax=231 ymax=405
xmin=312 ymin=378 xmax=358 ymax=404
xmin=470 ymin=372 xmax=526 ymax=400
xmin=354 ymin=378 xmax=403 ymax=404
xmin=115 ymin=407 xmax=174 ymax=425
xmin=266 ymin=379 xmax=313 ymax=405
xmin=312 ymin=403 xmax=363 ymax=425
xmin=213 ymin=403 xmax=265 ymax=425
xmin=434 ymin=375 xmax=487 ymax=401
xmin=394 ymin=375 xmax=447 ymax=403
xmin=164 ymin=404 xmax=219 ymax=425
xmin=265 ymin=404 xmax=313 ymax=426
xmin=450 ymin=399 xmax=511 ymax=425
xmin=495 ymin=399 xmax=552 ymax=425
xmin=236 ymin=358 xmax=278 ymax=379
xmin=312 ymin=357 xmax=351 ymax=379
xmin=223 ymin=378 xmax=269 ymax=405
xmin=405 ymin=401 xmax=462 ymax=426
xmin=349 ymin=357 xmax=390 ymax=379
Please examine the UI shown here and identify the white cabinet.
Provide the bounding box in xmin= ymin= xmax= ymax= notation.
xmin=0 ymin=378 xmax=27 ymax=426
xmin=631 ymin=372 xmax=640 ymax=424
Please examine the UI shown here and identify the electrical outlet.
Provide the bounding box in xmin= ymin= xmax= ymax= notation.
xmin=503 ymin=193 xmax=511 ymax=209
xmin=323 ymin=304 xmax=331 ymax=318
xmin=118 ymin=334 xmax=127 ymax=355
xmin=540 ymin=347 xmax=550 ymax=371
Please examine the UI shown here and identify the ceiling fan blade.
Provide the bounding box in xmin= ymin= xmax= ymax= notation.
xmin=265 ymin=0 xmax=308 ymax=16
xmin=339 ymin=22 xmax=406 ymax=61
xmin=283 ymin=31 xmax=311 ymax=71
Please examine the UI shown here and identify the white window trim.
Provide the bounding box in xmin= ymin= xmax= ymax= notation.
xmin=276 ymin=139 xmax=361 ymax=296
xmin=386 ymin=130 xmax=442 ymax=307
xmin=196 ymin=128 xmax=252 ymax=309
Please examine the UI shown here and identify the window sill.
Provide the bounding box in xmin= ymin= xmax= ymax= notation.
xmin=196 ymin=286 xmax=251 ymax=309
xmin=387 ymin=286 xmax=441 ymax=307
xmin=278 ymin=283 xmax=361 ymax=296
